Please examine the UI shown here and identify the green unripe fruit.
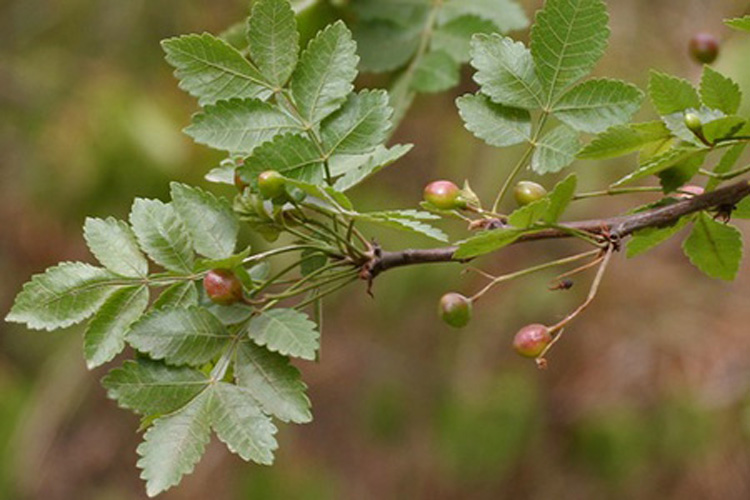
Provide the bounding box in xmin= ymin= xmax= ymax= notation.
xmin=438 ymin=293 xmax=472 ymax=328
xmin=258 ymin=170 xmax=286 ymax=199
xmin=689 ymin=33 xmax=719 ymax=64
xmin=203 ymin=269 xmax=244 ymax=305
xmin=513 ymin=181 xmax=547 ymax=206
xmin=512 ymin=324 xmax=552 ymax=358
xmin=684 ymin=112 xmax=703 ymax=133
xmin=423 ymin=180 xmax=465 ymax=210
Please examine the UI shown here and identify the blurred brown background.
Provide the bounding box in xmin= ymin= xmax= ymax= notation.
xmin=3 ymin=0 xmax=750 ymax=498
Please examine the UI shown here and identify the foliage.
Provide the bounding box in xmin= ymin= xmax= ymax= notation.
xmin=7 ymin=0 xmax=750 ymax=496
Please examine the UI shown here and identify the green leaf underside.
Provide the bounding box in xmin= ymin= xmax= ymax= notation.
xmin=332 ymin=144 xmax=413 ymax=191
xmin=544 ymin=174 xmax=577 ymax=223
xmin=321 ymin=89 xmax=393 ymax=156
xmin=648 ymin=71 xmax=700 ymax=115
xmin=171 ymin=183 xmax=239 ymax=260
xmin=154 ymin=282 xmax=199 ymax=310
xmin=137 ymin=382 xmax=278 ymax=497
xmin=247 ymin=309 xmax=319 ymax=361
xmin=577 ymin=121 xmax=671 ymax=160
xmin=531 ymin=124 xmax=580 ymax=174
xmin=440 ymin=0 xmax=529 ymax=33
xmin=457 ymin=93 xmax=531 ymax=147
xmin=356 ymin=211 xmax=449 ymax=242
xmin=411 ymin=50 xmax=460 ymax=93
xmin=683 ymin=212 xmax=742 ymax=281
xmin=235 ymin=342 xmax=312 ymax=423
xmin=84 ymin=285 xmax=149 ymax=369
xmin=84 ymin=217 xmax=149 ymax=278
xmin=627 ymin=217 xmax=690 ymax=258
xmin=291 ymin=21 xmax=359 ymax=125
xmin=247 ymin=0 xmax=300 ymax=88
xmin=454 ymin=228 xmax=536 ymax=259
xmin=613 ymin=147 xmax=702 ymax=187
xmin=161 ymin=33 xmax=270 ymax=106
xmin=127 ymin=307 xmax=230 ymax=366
xmin=700 ymin=66 xmax=742 ymax=115
xmin=552 ymin=78 xmax=643 ymax=134
xmin=240 ymin=134 xmax=325 ymax=184
xmin=471 ymin=34 xmax=542 ymax=109
xmin=6 ymin=263 xmax=122 ymax=331
xmin=530 ymin=0 xmax=609 ymax=106
xmin=661 ymin=107 xmax=725 ymax=145
xmin=185 ymin=98 xmax=302 ymax=154
xmin=102 ymin=359 xmax=209 ymax=416
xmin=130 ymin=198 xmax=194 ymax=273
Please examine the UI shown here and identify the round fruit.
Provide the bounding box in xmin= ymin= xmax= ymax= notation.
xmin=203 ymin=269 xmax=244 ymax=305
xmin=512 ymin=324 xmax=552 ymax=358
xmin=689 ymin=33 xmax=719 ymax=64
xmin=684 ymin=112 xmax=703 ymax=133
xmin=438 ymin=293 xmax=472 ymax=328
xmin=258 ymin=170 xmax=286 ymax=199
xmin=513 ymin=181 xmax=547 ymax=206
xmin=423 ymin=180 xmax=464 ymax=210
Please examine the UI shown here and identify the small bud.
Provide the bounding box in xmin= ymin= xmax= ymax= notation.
xmin=684 ymin=112 xmax=703 ymax=133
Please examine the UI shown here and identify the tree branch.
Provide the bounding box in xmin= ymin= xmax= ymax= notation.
xmin=369 ymin=180 xmax=750 ymax=277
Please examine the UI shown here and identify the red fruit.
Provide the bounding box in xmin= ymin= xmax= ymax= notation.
xmin=203 ymin=269 xmax=243 ymax=305
xmin=689 ymin=33 xmax=719 ymax=64
xmin=423 ymin=180 xmax=465 ymax=210
xmin=438 ymin=293 xmax=472 ymax=328
xmin=512 ymin=324 xmax=552 ymax=358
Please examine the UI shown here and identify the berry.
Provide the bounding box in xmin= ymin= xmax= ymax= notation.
xmin=513 ymin=181 xmax=547 ymax=206
xmin=423 ymin=180 xmax=465 ymax=210
xmin=258 ymin=170 xmax=286 ymax=199
xmin=684 ymin=112 xmax=703 ymax=133
xmin=203 ymin=269 xmax=244 ymax=305
xmin=512 ymin=324 xmax=552 ymax=358
xmin=438 ymin=293 xmax=472 ymax=328
xmin=689 ymin=33 xmax=719 ymax=64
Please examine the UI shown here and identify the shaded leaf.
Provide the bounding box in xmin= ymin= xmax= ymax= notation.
xmin=457 ymin=93 xmax=531 ymax=147
xmin=683 ymin=212 xmax=742 ymax=281
xmin=84 ymin=217 xmax=148 ymax=278
xmin=627 ymin=217 xmax=690 ymax=258
xmin=411 ymin=50 xmax=460 ymax=93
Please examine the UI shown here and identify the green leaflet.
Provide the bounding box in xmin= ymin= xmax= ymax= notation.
xmin=185 ymin=98 xmax=302 ymax=154
xmin=153 ymin=282 xmax=199 ymax=310
xmin=247 ymin=308 xmax=320 ymax=360
xmin=356 ymin=210 xmax=449 ymax=242
xmin=543 ymin=174 xmax=577 ymax=224
xmin=6 ymin=263 xmax=123 ymax=331
xmin=84 ymin=285 xmax=149 ymax=369
xmin=170 ymin=183 xmax=239 ymax=260
xmin=612 ymin=146 xmax=703 ymax=187
xmin=706 ymin=144 xmax=747 ymax=191
xmin=411 ymin=50 xmax=460 ymax=93
xmin=127 ymin=306 xmax=230 ymax=366
xmin=102 ymin=359 xmax=209 ymax=416
xmin=456 ymin=93 xmax=531 ymax=147
xmin=247 ymin=0 xmax=299 ymax=87
xmin=552 ymin=78 xmax=643 ymax=134
xmin=161 ymin=33 xmax=270 ymax=105
xmin=291 ymin=21 xmax=359 ymax=125
xmin=240 ymin=134 xmax=325 ymax=184
xmin=531 ymin=124 xmax=581 ymax=174
xmin=530 ymin=0 xmax=609 ymax=106
xmin=725 ymin=15 xmax=750 ymax=32
xmin=508 ymin=198 xmax=550 ymax=228
xmin=648 ymin=71 xmax=700 ymax=115
xmin=627 ymin=217 xmax=690 ymax=258
xmin=432 ymin=15 xmax=497 ymax=63
xmin=130 ymin=198 xmax=195 ymax=273
xmin=683 ymin=212 xmax=743 ymax=281
xmin=454 ymin=228 xmax=534 ymax=259
xmin=470 ymin=33 xmax=543 ymax=109
xmin=332 ymin=144 xmax=413 ymax=191
xmin=700 ymin=66 xmax=742 ymax=115
xmin=235 ymin=342 xmax=312 ymax=424
xmin=84 ymin=217 xmax=149 ymax=278
xmin=578 ymin=121 xmax=671 ymax=160
xmin=321 ymin=89 xmax=393 ymax=155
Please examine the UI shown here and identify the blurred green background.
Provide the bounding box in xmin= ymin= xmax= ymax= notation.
xmin=4 ymin=0 xmax=750 ymax=498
